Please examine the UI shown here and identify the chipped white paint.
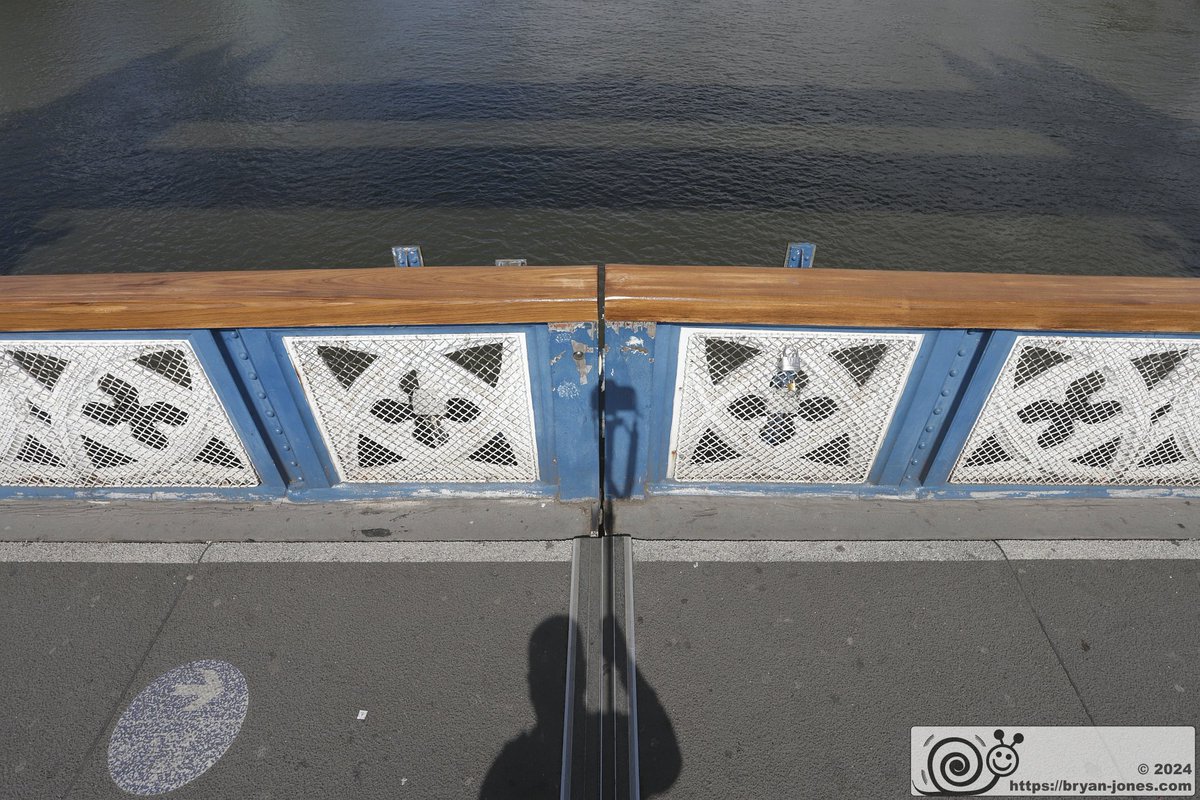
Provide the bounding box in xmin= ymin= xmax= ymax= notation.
xmin=407 ymin=487 xmax=545 ymax=498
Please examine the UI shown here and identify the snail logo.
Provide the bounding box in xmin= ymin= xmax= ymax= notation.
xmin=914 ymin=729 xmax=1024 ymax=795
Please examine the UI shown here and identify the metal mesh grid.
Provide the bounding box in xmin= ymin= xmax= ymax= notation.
xmin=951 ymin=335 xmax=1200 ymax=486
xmin=669 ymin=328 xmax=923 ymax=483
xmin=0 ymin=340 xmax=258 ymax=487
xmin=284 ymin=332 xmax=539 ymax=483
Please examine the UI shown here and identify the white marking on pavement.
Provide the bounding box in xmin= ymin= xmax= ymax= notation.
xmin=0 ymin=541 xmax=573 ymax=563
xmin=997 ymin=539 xmax=1200 ymax=560
xmin=108 ymin=660 xmax=248 ymax=795
xmin=357 ymin=710 xmax=368 ymax=720
xmin=202 ymin=541 xmax=573 ymax=562
xmin=636 ymin=539 xmax=1200 ymax=562
xmin=171 ymin=668 xmax=224 ymax=711
xmin=633 ymin=540 xmax=1003 ymax=562
xmin=0 ymin=542 xmax=205 ymax=562
xmin=3 ymin=539 xmax=1195 ymax=564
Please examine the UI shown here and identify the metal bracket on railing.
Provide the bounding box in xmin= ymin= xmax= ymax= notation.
xmin=784 ymin=242 xmax=816 ymax=268
xmin=495 ymin=259 xmax=528 ymax=267
xmin=391 ymin=246 xmax=424 ymax=267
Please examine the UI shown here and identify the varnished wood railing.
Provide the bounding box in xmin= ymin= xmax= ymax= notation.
xmin=2 ymin=264 xmax=1199 ymax=334
xmin=0 ymin=266 xmax=598 ymax=331
xmin=604 ymin=265 xmax=1200 ymax=333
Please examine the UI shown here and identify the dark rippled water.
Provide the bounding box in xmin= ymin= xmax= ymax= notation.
xmin=2 ymin=0 xmax=1198 ymax=275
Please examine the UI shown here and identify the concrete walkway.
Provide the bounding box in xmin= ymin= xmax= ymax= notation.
xmin=1 ymin=541 xmax=574 ymax=799
xmin=631 ymin=539 xmax=1200 ymax=798
xmin=1 ymin=533 xmax=1197 ymax=799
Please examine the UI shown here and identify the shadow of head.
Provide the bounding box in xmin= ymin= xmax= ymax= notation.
xmin=527 ymin=614 xmax=579 ymax=725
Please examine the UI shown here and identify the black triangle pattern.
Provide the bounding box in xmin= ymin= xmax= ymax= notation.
xmin=194 ymin=438 xmax=245 ymax=469
xmin=830 ymin=344 xmax=887 ymax=387
xmin=1014 ymin=346 xmax=1071 ymax=387
xmin=8 ymin=350 xmax=69 ymax=390
xmin=1069 ymin=438 xmax=1121 ymax=469
xmin=358 ymin=434 xmax=405 ymax=467
xmin=962 ymin=434 xmax=1015 ymax=467
xmin=318 ymin=346 xmax=378 ymax=389
xmin=27 ymin=402 xmax=52 ymax=425
xmin=1130 ymin=351 xmax=1188 ymax=390
xmin=82 ymin=436 xmax=137 ymax=468
xmin=1150 ymin=403 xmax=1173 ymax=425
xmin=15 ymin=435 xmax=65 ymax=467
xmin=1138 ymin=437 xmax=1187 ymax=468
xmin=467 ymin=433 xmax=519 ymax=466
xmin=444 ymin=343 xmax=504 ymax=387
xmin=134 ymin=349 xmax=192 ymax=389
xmin=704 ymin=339 xmax=760 ymax=385
xmin=692 ymin=428 xmax=740 ymax=464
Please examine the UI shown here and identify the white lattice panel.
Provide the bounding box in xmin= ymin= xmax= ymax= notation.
xmin=669 ymin=328 xmax=923 ymax=483
xmin=951 ymin=335 xmax=1200 ymax=486
xmin=285 ymin=332 xmax=539 ymax=483
xmin=0 ymin=340 xmax=258 ymax=487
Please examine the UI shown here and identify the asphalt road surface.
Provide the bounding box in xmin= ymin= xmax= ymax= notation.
xmin=1 ymin=537 xmax=1197 ymax=799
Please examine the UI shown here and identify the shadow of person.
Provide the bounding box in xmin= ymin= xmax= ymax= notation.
xmin=478 ymin=615 xmax=571 ymax=799
xmin=479 ymin=614 xmax=680 ymax=799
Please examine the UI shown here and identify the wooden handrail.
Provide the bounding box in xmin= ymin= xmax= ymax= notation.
xmin=3 ymin=263 xmax=1197 ymax=334
xmin=605 ymin=265 xmax=1200 ymax=333
xmin=0 ymin=266 xmax=598 ymax=331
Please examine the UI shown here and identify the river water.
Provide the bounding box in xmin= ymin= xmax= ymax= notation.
xmin=2 ymin=0 xmax=1198 ymax=275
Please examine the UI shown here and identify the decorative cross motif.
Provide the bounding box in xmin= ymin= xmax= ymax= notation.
xmin=368 ymin=369 xmax=481 ymax=449
xmin=727 ymin=367 xmax=839 ymax=446
xmin=1016 ymin=370 xmax=1122 ymax=449
xmin=81 ymin=374 xmax=189 ymax=450
xmin=671 ymin=330 xmax=921 ymax=483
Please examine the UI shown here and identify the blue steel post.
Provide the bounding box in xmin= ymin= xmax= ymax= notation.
xmin=218 ymin=329 xmax=334 ymax=491
xmin=602 ymin=322 xmax=658 ymax=499
xmin=547 ymin=322 xmax=602 ymax=502
xmin=920 ymin=331 xmax=1017 ymax=488
xmin=871 ymin=329 xmax=989 ymax=491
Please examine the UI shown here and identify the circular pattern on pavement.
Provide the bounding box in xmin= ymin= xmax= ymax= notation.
xmin=108 ymin=659 xmax=248 ymax=795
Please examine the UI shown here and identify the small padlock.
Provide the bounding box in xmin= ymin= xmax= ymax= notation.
xmin=778 ymin=346 xmax=804 ymax=373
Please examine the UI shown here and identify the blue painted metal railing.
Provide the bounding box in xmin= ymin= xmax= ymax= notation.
xmin=0 ymin=323 xmax=600 ymax=502
xmin=3 ymin=260 xmax=1199 ymax=503
xmin=603 ymin=324 xmax=1200 ymax=500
